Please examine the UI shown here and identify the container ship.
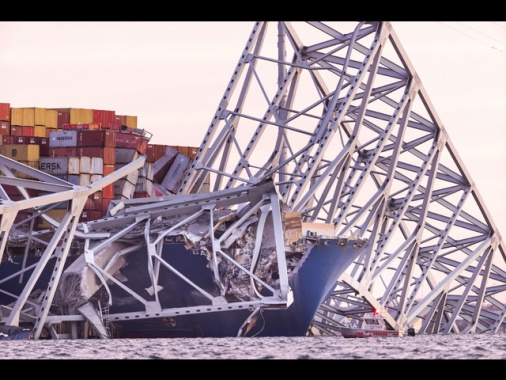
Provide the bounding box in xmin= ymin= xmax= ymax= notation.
xmin=0 ymin=102 xmax=366 ymax=339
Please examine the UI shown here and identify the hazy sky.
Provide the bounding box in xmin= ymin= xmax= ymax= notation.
xmin=0 ymin=21 xmax=505 ymax=236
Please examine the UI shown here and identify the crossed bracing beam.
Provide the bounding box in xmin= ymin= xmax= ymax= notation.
xmin=177 ymin=21 xmax=506 ymax=334
xmin=1 ymin=21 xmax=504 ymax=335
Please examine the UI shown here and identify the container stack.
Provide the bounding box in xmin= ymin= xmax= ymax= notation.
xmin=0 ymin=102 xmax=200 ymax=225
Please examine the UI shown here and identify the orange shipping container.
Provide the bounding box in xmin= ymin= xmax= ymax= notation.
xmin=0 ymin=103 xmax=10 ymax=121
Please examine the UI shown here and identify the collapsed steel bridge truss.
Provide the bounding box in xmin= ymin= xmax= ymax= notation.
xmin=0 ymin=22 xmax=505 ymax=338
xmin=178 ymin=22 xmax=506 ymax=334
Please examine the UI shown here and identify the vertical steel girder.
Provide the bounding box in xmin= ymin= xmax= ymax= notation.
xmin=178 ymin=22 xmax=506 ymax=334
xmin=1 ymin=22 xmax=505 ymax=337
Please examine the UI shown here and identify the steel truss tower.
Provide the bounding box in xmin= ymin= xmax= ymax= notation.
xmin=179 ymin=22 xmax=506 ymax=334
xmin=0 ymin=22 xmax=505 ymax=337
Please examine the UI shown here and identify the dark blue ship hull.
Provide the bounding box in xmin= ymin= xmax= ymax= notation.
xmin=105 ymin=237 xmax=362 ymax=338
xmin=0 ymin=236 xmax=363 ymax=338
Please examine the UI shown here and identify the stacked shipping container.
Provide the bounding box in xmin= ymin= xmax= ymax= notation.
xmin=0 ymin=102 xmax=199 ymax=230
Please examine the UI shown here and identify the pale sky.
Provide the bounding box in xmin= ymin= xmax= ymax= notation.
xmin=0 ymin=21 xmax=505 ymax=236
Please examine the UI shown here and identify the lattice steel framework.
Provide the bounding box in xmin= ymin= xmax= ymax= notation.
xmin=1 ymin=22 xmax=505 ymax=338
xmin=178 ymin=21 xmax=506 ymax=334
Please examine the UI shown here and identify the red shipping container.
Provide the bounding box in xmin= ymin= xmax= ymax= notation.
xmin=101 ymin=193 xmax=114 ymax=210
xmin=90 ymin=210 xmax=102 ymax=220
xmin=10 ymin=125 xmax=22 ymax=136
xmin=38 ymin=137 xmax=49 ymax=156
xmin=79 ymin=210 xmax=90 ymax=223
xmin=137 ymin=138 xmax=148 ymax=154
xmin=92 ymin=110 xmax=103 ymax=125
xmin=2 ymin=135 xmax=14 ymax=145
xmin=14 ymin=136 xmax=25 ymax=144
xmin=154 ymin=144 xmax=167 ymax=161
xmin=102 ymin=185 xmax=114 ymax=200
xmin=0 ymin=103 xmax=10 ymax=121
xmin=133 ymin=191 xmax=150 ymax=198
xmin=188 ymin=146 xmax=198 ymax=159
xmin=77 ymin=129 xmax=116 ymax=148
xmin=3 ymin=185 xmax=39 ymax=197
xmin=77 ymin=147 xmax=115 ymax=165
xmin=0 ymin=121 xmax=10 ymax=135
xmin=27 ymin=136 xmax=40 ymax=145
xmin=57 ymin=111 xmax=70 ymax=129
xmin=102 ymin=110 xmax=115 ymax=129
xmin=103 ymin=163 xmax=115 ymax=176
xmin=21 ymin=126 xmax=34 ymax=136
xmin=176 ymin=146 xmax=189 ymax=156
xmin=115 ymin=132 xmax=142 ymax=149
xmin=146 ymin=144 xmax=156 ymax=162
xmin=49 ymin=147 xmax=77 ymax=157
xmin=14 ymin=211 xmax=33 ymax=229
xmin=115 ymin=115 xmax=126 ymax=126
xmin=85 ymin=191 xmax=103 ymax=210
xmin=63 ymin=123 xmax=78 ymax=130
xmin=101 ymin=164 xmax=116 ymax=199
xmin=109 ymin=124 xmax=121 ymax=131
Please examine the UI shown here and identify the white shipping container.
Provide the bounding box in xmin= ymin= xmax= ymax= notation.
xmin=161 ymin=153 xmax=191 ymax=193
xmin=91 ymin=157 xmax=103 ymax=174
xmin=79 ymin=173 xmax=90 ymax=186
xmin=139 ymin=162 xmax=154 ymax=180
xmin=39 ymin=157 xmax=69 ymax=175
xmin=114 ymin=164 xmax=140 ymax=184
xmin=114 ymin=178 xmax=136 ymax=198
xmin=90 ymin=174 xmax=103 ymax=183
xmin=80 ymin=156 xmax=92 ymax=174
xmin=49 ymin=130 xmax=78 ymax=148
xmin=68 ymin=157 xmax=80 ymax=175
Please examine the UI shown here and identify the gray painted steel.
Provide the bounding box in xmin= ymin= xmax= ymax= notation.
xmin=0 ymin=22 xmax=505 ymax=337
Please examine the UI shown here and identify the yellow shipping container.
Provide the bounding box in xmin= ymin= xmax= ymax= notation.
xmin=22 ymin=107 xmax=46 ymax=126
xmin=10 ymin=108 xmax=23 ymax=125
xmin=45 ymin=127 xmax=57 ymax=137
xmin=0 ymin=144 xmax=40 ymax=161
xmin=45 ymin=109 xmax=58 ymax=128
xmin=38 ymin=209 xmax=68 ymax=229
xmin=11 ymin=161 xmax=39 ymax=179
xmin=125 ymin=115 xmax=137 ymax=129
xmin=69 ymin=108 xmax=93 ymax=124
xmin=82 ymin=108 xmax=93 ymax=124
xmin=34 ymin=125 xmax=47 ymax=137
